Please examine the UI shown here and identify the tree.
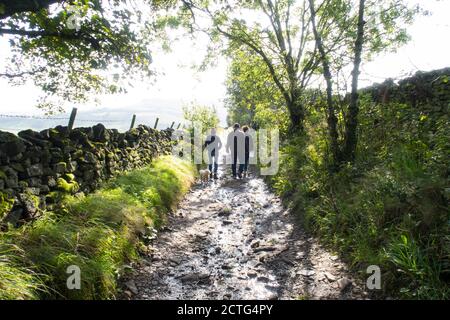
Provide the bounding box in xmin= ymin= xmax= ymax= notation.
xmin=342 ymin=0 xmax=365 ymax=162
xmin=308 ymin=0 xmax=422 ymax=167
xmin=0 ymin=0 xmax=171 ymax=112
xmin=225 ymin=47 xmax=289 ymax=135
xmin=182 ymin=103 xmax=219 ymax=164
xmin=177 ymin=0 xmax=327 ymax=133
xmin=308 ymin=0 xmax=341 ymax=168
xmin=182 ymin=104 xmax=219 ymax=134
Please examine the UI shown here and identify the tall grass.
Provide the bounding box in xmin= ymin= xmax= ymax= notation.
xmin=0 ymin=156 xmax=196 ymax=299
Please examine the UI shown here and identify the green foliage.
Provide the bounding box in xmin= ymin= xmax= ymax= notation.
xmin=183 ymin=104 xmax=219 ymax=134
xmin=225 ymin=48 xmax=289 ymax=134
xmin=56 ymin=177 xmax=79 ymax=194
xmin=0 ymin=0 xmax=167 ymax=112
xmin=0 ymin=192 xmax=14 ymax=220
xmin=0 ymin=156 xmax=195 ymax=299
xmin=315 ymin=0 xmax=422 ymax=71
xmin=110 ymin=155 xmax=196 ymax=228
xmin=268 ymin=89 xmax=450 ymax=299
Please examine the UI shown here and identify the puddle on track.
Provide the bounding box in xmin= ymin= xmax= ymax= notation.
xmin=121 ymin=168 xmax=369 ymax=300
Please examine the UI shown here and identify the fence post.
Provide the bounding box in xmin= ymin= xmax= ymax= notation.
xmin=170 ymin=121 xmax=175 ymax=129
xmin=68 ymin=107 xmax=77 ymax=132
xmin=129 ymin=114 xmax=136 ymax=131
xmin=153 ymin=117 xmax=159 ymax=129
xmin=177 ymin=123 xmax=181 ymax=129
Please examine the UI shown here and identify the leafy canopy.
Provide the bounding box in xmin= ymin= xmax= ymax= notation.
xmin=0 ymin=0 xmax=172 ymax=112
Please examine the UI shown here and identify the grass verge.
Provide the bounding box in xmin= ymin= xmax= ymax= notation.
xmin=267 ymin=114 xmax=449 ymax=299
xmin=0 ymin=155 xmax=196 ymax=299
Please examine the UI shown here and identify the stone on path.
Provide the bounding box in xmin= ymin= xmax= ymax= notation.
xmin=247 ymin=271 xmax=257 ymax=278
xmin=169 ymin=257 xmax=182 ymax=265
xmin=253 ymin=246 xmax=277 ymax=253
xmin=125 ymin=280 xmax=139 ymax=295
xmin=267 ymin=293 xmax=278 ymax=300
xmin=256 ymin=276 xmax=270 ymax=283
xmin=297 ymin=269 xmax=316 ymax=277
xmin=178 ymin=272 xmax=210 ymax=283
xmin=337 ymin=277 xmax=352 ymax=291
xmin=324 ymin=272 xmax=337 ymax=282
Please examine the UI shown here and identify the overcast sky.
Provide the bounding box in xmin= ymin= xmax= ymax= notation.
xmin=0 ymin=0 xmax=449 ymax=133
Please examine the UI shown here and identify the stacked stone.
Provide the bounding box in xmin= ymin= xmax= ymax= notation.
xmin=361 ymin=67 xmax=450 ymax=110
xmin=0 ymin=124 xmax=174 ymax=226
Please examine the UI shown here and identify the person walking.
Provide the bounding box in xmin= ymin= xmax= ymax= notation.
xmin=226 ymin=123 xmax=245 ymax=179
xmin=204 ymin=128 xmax=222 ymax=179
xmin=242 ymin=125 xmax=254 ymax=178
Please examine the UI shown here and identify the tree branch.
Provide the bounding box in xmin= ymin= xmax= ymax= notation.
xmin=0 ymin=28 xmax=101 ymax=49
xmin=0 ymin=66 xmax=46 ymax=79
xmin=0 ymin=0 xmax=63 ymax=20
xmin=216 ymin=24 xmax=291 ymax=105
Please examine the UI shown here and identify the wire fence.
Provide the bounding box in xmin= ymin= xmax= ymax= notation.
xmin=0 ymin=108 xmax=183 ymax=134
xmin=0 ymin=114 xmax=121 ymax=123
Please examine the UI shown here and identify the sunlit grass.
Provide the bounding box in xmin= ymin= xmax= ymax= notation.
xmin=0 ymin=156 xmax=195 ymax=299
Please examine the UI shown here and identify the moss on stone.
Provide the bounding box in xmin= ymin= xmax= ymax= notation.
xmin=72 ymin=150 xmax=84 ymax=159
xmin=0 ymin=191 xmax=14 ymax=220
xmin=23 ymin=190 xmax=40 ymax=211
xmin=18 ymin=181 xmax=29 ymax=188
xmin=64 ymin=173 xmax=75 ymax=182
xmin=46 ymin=191 xmax=63 ymax=204
xmin=57 ymin=177 xmax=79 ymax=194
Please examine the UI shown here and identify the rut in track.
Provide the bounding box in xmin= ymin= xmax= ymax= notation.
xmin=122 ymin=169 xmax=369 ymax=300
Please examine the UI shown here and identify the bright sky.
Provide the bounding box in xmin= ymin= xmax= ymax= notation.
xmin=0 ymin=0 xmax=449 ymax=133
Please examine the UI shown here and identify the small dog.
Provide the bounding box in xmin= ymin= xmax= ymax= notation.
xmin=199 ymin=169 xmax=211 ymax=185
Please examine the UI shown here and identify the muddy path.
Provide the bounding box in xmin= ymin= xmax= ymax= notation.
xmin=121 ymin=168 xmax=369 ymax=300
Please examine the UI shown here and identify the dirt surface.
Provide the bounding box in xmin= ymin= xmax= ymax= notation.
xmin=121 ymin=168 xmax=369 ymax=300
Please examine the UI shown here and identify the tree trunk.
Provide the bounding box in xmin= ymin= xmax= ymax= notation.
xmin=286 ymin=87 xmax=305 ymax=134
xmin=289 ymin=109 xmax=304 ymax=133
xmin=343 ymin=0 xmax=366 ymax=162
xmin=308 ymin=0 xmax=340 ymax=169
xmin=324 ymin=70 xmax=341 ymax=169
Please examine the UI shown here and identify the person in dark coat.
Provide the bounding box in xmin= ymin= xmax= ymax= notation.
xmin=242 ymin=125 xmax=254 ymax=178
xmin=226 ymin=123 xmax=245 ymax=178
xmin=204 ymin=128 xmax=222 ymax=179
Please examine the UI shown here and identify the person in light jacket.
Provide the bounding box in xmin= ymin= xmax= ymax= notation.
xmin=226 ymin=123 xmax=245 ymax=179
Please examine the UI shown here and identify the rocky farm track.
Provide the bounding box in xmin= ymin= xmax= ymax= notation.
xmin=121 ymin=169 xmax=369 ymax=300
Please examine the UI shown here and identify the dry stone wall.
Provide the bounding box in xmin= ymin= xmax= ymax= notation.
xmin=361 ymin=67 xmax=450 ymax=110
xmin=0 ymin=124 xmax=174 ymax=226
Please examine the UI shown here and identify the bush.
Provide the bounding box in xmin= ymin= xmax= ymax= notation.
xmin=267 ymin=94 xmax=449 ymax=299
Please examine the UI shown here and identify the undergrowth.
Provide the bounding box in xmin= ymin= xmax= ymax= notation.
xmin=268 ymin=97 xmax=449 ymax=299
xmin=0 ymin=155 xmax=196 ymax=299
